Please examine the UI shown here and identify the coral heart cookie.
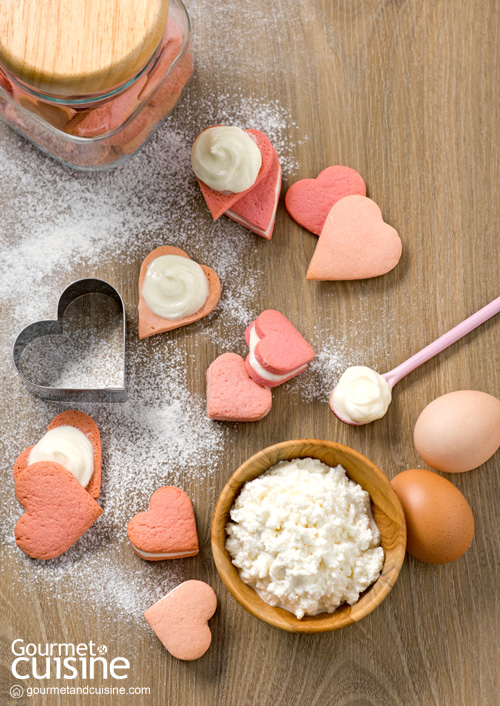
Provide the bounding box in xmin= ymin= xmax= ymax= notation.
xmin=192 ymin=126 xmax=273 ymax=218
xmin=245 ymin=310 xmax=315 ymax=388
xmin=144 ymin=580 xmax=217 ymax=661
xmin=138 ymin=246 xmax=221 ymax=339
xmin=307 ymin=195 xmax=402 ymax=281
xmin=14 ymin=410 xmax=102 ymax=499
xmin=285 ymin=165 xmax=366 ymax=235
xmin=127 ymin=486 xmax=199 ymax=561
xmin=15 ymin=462 xmax=103 ymax=560
xmin=206 ymin=353 xmax=272 ymax=422
xmin=191 ymin=125 xmax=281 ymax=238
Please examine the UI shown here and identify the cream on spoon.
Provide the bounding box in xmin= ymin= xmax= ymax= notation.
xmin=330 ymin=295 xmax=500 ymax=425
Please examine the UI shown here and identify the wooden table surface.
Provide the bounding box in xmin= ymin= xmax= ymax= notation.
xmin=1 ymin=1 xmax=499 ymax=704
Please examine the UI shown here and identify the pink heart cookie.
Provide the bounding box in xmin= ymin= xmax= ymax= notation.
xmin=206 ymin=352 xmax=272 ymax=421
xmin=127 ymin=486 xmax=199 ymax=561
xmin=195 ymin=128 xmax=275 ymax=220
xmin=15 ymin=462 xmax=103 ymax=560
xmin=225 ymin=149 xmax=282 ymax=240
xmin=138 ymin=246 xmax=221 ymax=340
xmin=244 ymin=310 xmax=315 ymax=388
xmin=145 ymin=580 xmax=217 ymax=661
xmin=14 ymin=410 xmax=102 ymax=499
xmin=285 ymin=166 xmax=366 ymax=235
xmin=307 ymin=195 xmax=402 ymax=281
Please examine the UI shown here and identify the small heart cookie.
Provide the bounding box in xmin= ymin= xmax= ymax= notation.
xmin=207 ymin=352 xmax=272 ymax=422
xmin=307 ymin=195 xmax=402 ymax=281
xmin=195 ymin=128 xmax=275 ymax=220
xmin=244 ymin=310 xmax=315 ymax=388
xmin=285 ymin=166 xmax=366 ymax=235
xmin=15 ymin=462 xmax=103 ymax=560
xmin=138 ymin=246 xmax=221 ymax=339
xmin=144 ymin=580 xmax=217 ymax=661
xmin=127 ymin=486 xmax=199 ymax=561
xmin=14 ymin=410 xmax=102 ymax=499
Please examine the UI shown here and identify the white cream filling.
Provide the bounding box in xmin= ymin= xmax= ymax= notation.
xmin=132 ymin=545 xmax=198 ymax=559
xmin=142 ymin=254 xmax=209 ymax=321
xmin=28 ymin=425 xmax=94 ymax=488
xmin=330 ymin=366 xmax=392 ymax=423
xmin=247 ymin=325 xmax=306 ymax=382
xmin=191 ymin=126 xmax=262 ymax=193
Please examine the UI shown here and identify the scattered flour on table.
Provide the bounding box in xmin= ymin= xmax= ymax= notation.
xmin=0 ymin=0 xmax=385 ymax=626
xmin=293 ymin=313 xmax=399 ymax=403
xmin=0 ymin=333 xmax=228 ymax=622
xmin=0 ymin=77 xmax=309 ymax=621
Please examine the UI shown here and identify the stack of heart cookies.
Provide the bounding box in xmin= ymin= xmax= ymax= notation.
xmin=13 ymin=411 xmax=103 ymax=560
xmin=285 ymin=166 xmax=403 ymax=280
xmin=206 ymin=310 xmax=315 ymax=422
xmin=191 ymin=125 xmax=282 ymax=240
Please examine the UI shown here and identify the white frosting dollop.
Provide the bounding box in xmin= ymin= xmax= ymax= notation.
xmin=28 ymin=426 xmax=94 ymax=488
xmin=142 ymin=255 xmax=209 ymax=321
xmin=191 ymin=126 xmax=262 ymax=193
xmin=330 ymin=366 xmax=392 ymax=424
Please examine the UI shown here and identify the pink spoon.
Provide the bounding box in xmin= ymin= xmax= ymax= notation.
xmin=330 ymin=295 xmax=500 ymax=425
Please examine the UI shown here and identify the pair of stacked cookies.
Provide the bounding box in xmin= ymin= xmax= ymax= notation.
xmin=206 ymin=310 xmax=316 ymax=422
xmin=192 ymin=125 xmax=282 ymax=240
xmin=13 ymin=411 xmax=102 ymax=560
xmin=285 ymin=165 xmax=403 ymax=280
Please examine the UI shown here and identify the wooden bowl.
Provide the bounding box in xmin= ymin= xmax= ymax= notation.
xmin=211 ymin=439 xmax=406 ymax=633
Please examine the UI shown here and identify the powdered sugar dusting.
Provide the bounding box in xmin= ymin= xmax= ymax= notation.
xmin=0 ymin=82 xmax=307 ymax=620
xmin=1 ymin=331 xmax=226 ymax=620
xmin=0 ymin=0 xmax=325 ymax=626
xmin=293 ymin=335 xmax=353 ymax=403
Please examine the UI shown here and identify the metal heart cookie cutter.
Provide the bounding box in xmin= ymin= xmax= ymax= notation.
xmin=13 ymin=278 xmax=127 ymax=403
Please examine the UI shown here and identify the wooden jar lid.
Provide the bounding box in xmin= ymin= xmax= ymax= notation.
xmin=0 ymin=0 xmax=169 ymax=96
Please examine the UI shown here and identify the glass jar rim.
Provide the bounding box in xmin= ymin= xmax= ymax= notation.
xmin=0 ymin=0 xmax=192 ymax=145
xmin=0 ymin=38 xmax=162 ymax=108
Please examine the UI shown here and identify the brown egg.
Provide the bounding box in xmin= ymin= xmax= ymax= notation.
xmin=391 ymin=469 xmax=474 ymax=564
xmin=414 ymin=390 xmax=500 ymax=473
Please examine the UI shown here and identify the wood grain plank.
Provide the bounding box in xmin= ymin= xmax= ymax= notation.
xmin=1 ymin=0 xmax=499 ymax=704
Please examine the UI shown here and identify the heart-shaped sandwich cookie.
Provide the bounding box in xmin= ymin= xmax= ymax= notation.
xmin=207 ymin=352 xmax=272 ymax=422
xmin=285 ymin=165 xmax=366 ymax=235
xmin=145 ymin=580 xmax=217 ymax=661
xmin=194 ymin=127 xmax=275 ymax=220
xmin=307 ymin=195 xmax=402 ymax=281
xmin=225 ymin=149 xmax=282 ymax=240
xmin=138 ymin=246 xmax=221 ymax=339
xmin=245 ymin=310 xmax=315 ymax=388
xmin=14 ymin=410 xmax=102 ymax=499
xmin=127 ymin=486 xmax=199 ymax=561
xmin=15 ymin=462 xmax=102 ymax=560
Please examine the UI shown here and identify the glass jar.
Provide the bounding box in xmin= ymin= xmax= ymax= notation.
xmin=0 ymin=0 xmax=192 ymax=170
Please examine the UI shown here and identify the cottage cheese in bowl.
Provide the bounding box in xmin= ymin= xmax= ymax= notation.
xmin=225 ymin=458 xmax=384 ymax=619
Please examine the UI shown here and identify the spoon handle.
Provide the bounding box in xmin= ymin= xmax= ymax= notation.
xmin=382 ymin=295 xmax=500 ymax=388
